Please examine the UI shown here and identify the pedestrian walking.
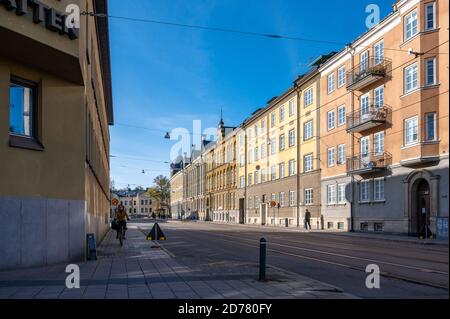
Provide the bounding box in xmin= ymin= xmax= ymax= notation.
xmin=304 ymin=209 xmax=312 ymax=230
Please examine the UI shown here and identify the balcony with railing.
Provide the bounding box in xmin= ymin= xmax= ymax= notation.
xmin=346 ymin=152 xmax=392 ymax=175
xmin=346 ymin=57 xmax=392 ymax=91
xmin=346 ymin=104 xmax=390 ymax=133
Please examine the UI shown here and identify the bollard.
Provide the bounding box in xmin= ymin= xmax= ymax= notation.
xmin=259 ymin=238 xmax=267 ymax=281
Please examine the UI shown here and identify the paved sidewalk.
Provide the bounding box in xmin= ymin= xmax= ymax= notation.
xmin=192 ymin=220 xmax=448 ymax=246
xmin=0 ymin=227 xmax=357 ymax=299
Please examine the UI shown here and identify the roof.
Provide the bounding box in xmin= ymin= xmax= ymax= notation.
xmin=94 ymin=0 xmax=114 ymax=125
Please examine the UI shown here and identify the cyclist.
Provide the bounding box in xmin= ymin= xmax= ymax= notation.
xmin=115 ymin=204 xmax=130 ymax=239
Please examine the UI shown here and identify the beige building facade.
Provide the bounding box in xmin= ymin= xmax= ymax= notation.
xmin=0 ymin=0 xmax=114 ymax=270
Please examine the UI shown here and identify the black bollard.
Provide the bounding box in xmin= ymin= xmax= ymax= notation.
xmin=259 ymin=238 xmax=267 ymax=281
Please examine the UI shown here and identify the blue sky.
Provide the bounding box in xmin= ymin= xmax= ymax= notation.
xmin=109 ymin=0 xmax=394 ymax=189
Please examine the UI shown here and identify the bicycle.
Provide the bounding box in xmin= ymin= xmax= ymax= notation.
xmin=117 ymin=222 xmax=125 ymax=246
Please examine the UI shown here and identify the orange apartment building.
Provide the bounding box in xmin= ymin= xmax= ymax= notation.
xmin=319 ymin=0 xmax=448 ymax=238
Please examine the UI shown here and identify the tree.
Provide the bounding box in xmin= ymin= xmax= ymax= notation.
xmin=147 ymin=175 xmax=171 ymax=216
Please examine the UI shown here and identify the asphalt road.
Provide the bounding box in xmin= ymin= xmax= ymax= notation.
xmin=134 ymin=220 xmax=449 ymax=299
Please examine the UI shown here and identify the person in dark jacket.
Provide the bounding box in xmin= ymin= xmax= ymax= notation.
xmin=304 ymin=209 xmax=312 ymax=230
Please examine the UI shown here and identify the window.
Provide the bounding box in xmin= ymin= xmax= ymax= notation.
xmin=327 ymin=73 xmax=335 ymax=93
xmin=304 ymin=188 xmax=313 ymax=205
xmin=254 ymin=147 xmax=259 ymax=161
xmin=328 ymin=222 xmax=334 ymax=229
xmin=338 ymin=67 xmax=346 ymax=87
xmin=360 ymin=51 xmax=369 ymax=72
xmin=248 ymin=173 xmax=253 ymax=186
xmin=279 ymin=106 xmax=285 ymax=122
xmin=361 ymin=93 xmax=370 ymax=116
xmin=327 ymin=111 xmax=335 ymax=130
xmin=261 ymin=168 xmax=266 ymax=183
xmin=279 ymin=192 xmax=285 ymax=207
xmin=279 ymin=163 xmax=285 ymax=179
xmin=289 ymin=99 xmax=295 ymax=116
xmin=248 ymin=197 xmax=253 ymax=209
xmin=374 ymin=223 xmax=384 ymax=232
xmin=327 ymin=148 xmax=335 ymax=167
xmin=374 ymin=178 xmax=385 ymax=201
xmin=374 ymin=86 xmax=384 ymax=109
xmin=304 ymin=154 xmax=313 ymax=172
xmin=289 ymin=159 xmax=295 ymax=176
xmin=261 ymin=143 xmax=266 ymax=159
xmin=338 ymin=105 xmax=346 ymax=126
xmin=271 ymin=166 xmax=276 ymax=181
xmin=9 ymin=78 xmax=37 ymax=138
xmin=271 ymin=113 xmax=276 ymax=127
xmin=304 ymin=88 xmax=313 ymax=106
xmin=425 ymin=2 xmax=436 ymax=31
xmin=248 ymin=149 xmax=253 ymax=164
xmin=327 ymin=185 xmax=336 ymax=204
xmin=374 ymin=132 xmax=385 ymax=154
xmin=360 ymin=223 xmax=369 ymax=231
xmin=240 ymin=154 xmax=245 ymax=167
xmin=426 ymin=113 xmax=437 ymax=141
xmin=374 ymin=40 xmax=384 ymax=65
xmin=404 ymin=10 xmax=418 ymax=41
xmin=289 ymin=191 xmax=295 ymax=207
xmin=254 ymin=171 xmax=259 ymax=184
xmin=279 ymin=134 xmax=285 ymax=151
xmin=270 ymin=139 xmax=276 ymax=155
xmin=360 ymin=180 xmax=370 ymax=202
xmin=141 ymin=200 xmax=144 ymax=205
xmin=337 ymin=144 xmax=345 ymax=165
xmin=304 ymin=121 xmax=313 ymax=140
xmin=271 ymin=193 xmax=276 ymax=202
xmin=337 ymin=222 xmax=345 ymax=230
xmin=289 ymin=129 xmax=295 ymax=147
xmin=404 ymin=116 xmax=418 ymax=145
xmin=338 ymin=183 xmax=346 ymax=204
xmin=360 ymin=136 xmax=370 ymax=156
xmin=426 ymin=58 xmax=436 ymax=86
xmin=261 ymin=119 xmax=266 ymax=130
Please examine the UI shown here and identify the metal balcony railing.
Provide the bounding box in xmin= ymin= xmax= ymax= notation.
xmin=346 ymin=152 xmax=392 ymax=175
xmin=346 ymin=104 xmax=390 ymax=133
xmin=346 ymin=57 xmax=392 ymax=91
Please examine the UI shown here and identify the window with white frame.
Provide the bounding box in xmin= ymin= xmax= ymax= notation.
xmin=338 ymin=67 xmax=346 ymax=87
xmin=261 ymin=168 xmax=266 ymax=183
xmin=404 ymin=10 xmax=418 ymax=41
xmin=271 ymin=193 xmax=276 ymax=202
xmin=374 ymin=178 xmax=385 ymax=201
xmin=328 ymin=110 xmax=335 ymax=130
xmin=280 ymin=192 xmax=285 ymax=207
xmin=261 ymin=143 xmax=266 ymax=159
xmin=304 ymin=120 xmax=313 ymax=140
xmin=327 ymin=148 xmax=336 ymax=167
xmin=289 ymin=159 xmax=295 ymax=176
xmin=327 ymin=185 xmax=336 ymax=204
xmin=279 ymin=134 xmax=285 ymax=151
xmin=374 ymin=86 xmax=384 ymax=109
xmin=254 ymin=147 xmax=259 ymax=161
xmin=248 ymin=149 xmax=253 ymax=164
xmin=270 ymin=139 xmax=276 ymax=155
xmin=248 ymin=173 xmax=253 ymax=186
xmin=271 ymin=165 xmax=276 ymax=180
xmin=289 ymin=99 xmax=295 ymax=116
xmin=360 ymin=180 xmax=370 ymax=202
xmin=304 ymin=88 xmax=313 ymax=106
xmin=361 ymin=93 xmax=370 ymax=116
xmin=374 ymin=132 xmax=385 ymax=154
xmin=271 ymin=113 xmax=276 ymax=127
xmin=404 ymin=63 xmax=419 ymax=93
xmin=279 ymin=162 xmax=285 ymax=179
xmin=338 ymin=105 xmax=346 ymax=126
xmin=304 ymin=154 xmax=313 ymax=172
xmin=404 ymin=116 xmax=419 ymax=145
xmin=248 ymin=196 xmax=253 ymax=209
xmin=426 ymin=113 xmax=437 ymax=141
xmin=338 ymin=144 xmax=345 ymax=165
xmin=425 ymin=2 xmax=436 ymax=31
xmin=304 ymin=188 xmax=313 ymax=205
xmin=327 ymin=73 xmax=335 ymax=93
xmin=374 ymin=40 xmax=384 ymax=65
xmin=279 ymin=106 xmax=285 ymax=122
xmin=360 ymin=51 xmax=369 ymax=72
xmin=261 ymin=119 xmax=266 ymax=130
xmin=289 ymin=129 xmax=295 ymax=147
xmin=338 ymin=183 xmax=346 ymax=204
xmin=240 ymin=154 xmax=245 ymax=167
xmin=289 ymin=191 xmax=295 ymax=207
xmin=426 ymin=57 xmax=436 ymax=86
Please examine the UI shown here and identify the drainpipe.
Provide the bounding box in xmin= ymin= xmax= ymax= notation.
xmin=295 ymin=83 xmax=302 ymax=228
xmin=349 ymin=45 xmax=356 ymax=232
